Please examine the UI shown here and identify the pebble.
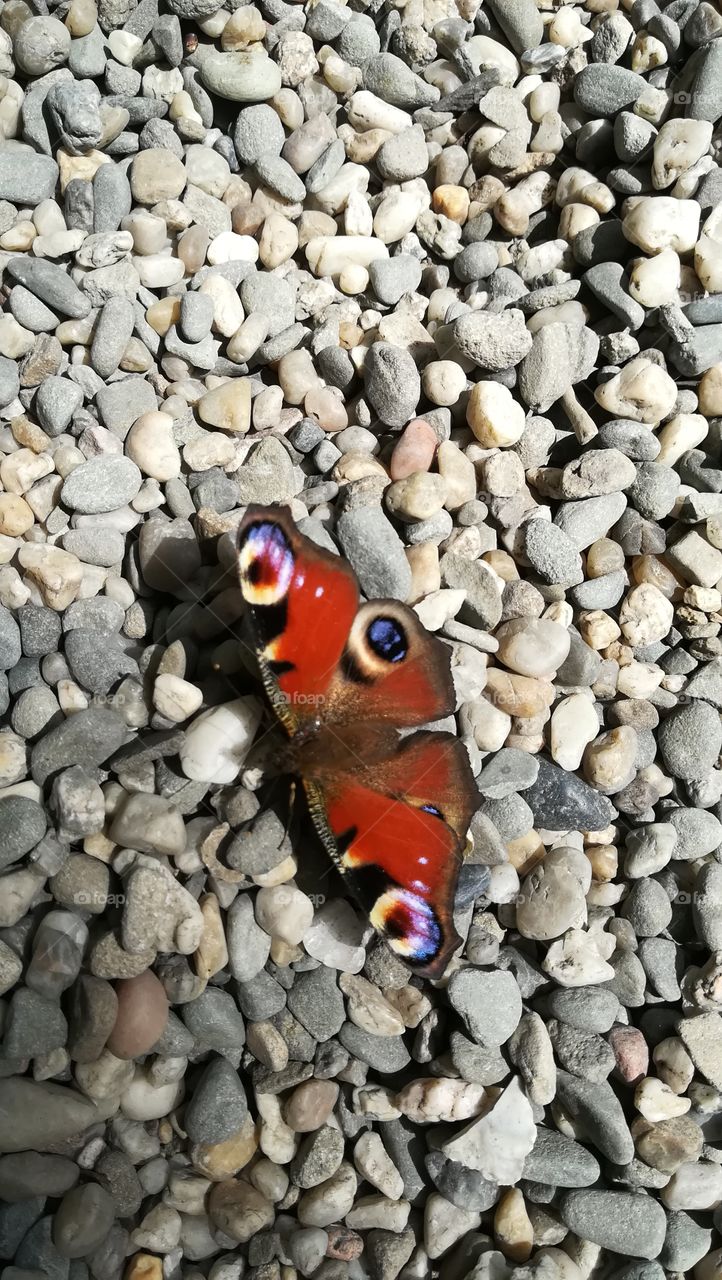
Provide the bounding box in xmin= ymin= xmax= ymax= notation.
xmin=0 ymin=0 xmax=716 ymax=1271
xmin=560 ymin=1190 xmax=667 ymax=1260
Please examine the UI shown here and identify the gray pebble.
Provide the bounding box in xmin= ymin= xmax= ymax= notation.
xmin=658 ymin=700 xmax=722 ymax=782
xmin=3 ymin=988 xmax=67 ymax=1059
xmin=6 ymin=257 xmax=90 ymax=320
xmin=184 ymin=1057 xmax=248 ymax=1144
xmin=364 ymin=342 xmax=420 ymax=428
xmin=336 ymin=505 xmax=412 ymax=600
xmin=90 ymin=297 xmax=135 ymax=379
xmin=453 ymin=307 xmax=532 ymax=371
xmin=523 ymin=519 xmax=584 ymax=587
xmin=522 ymin=1127 xmax=600 ymax=1188
xmin=574 ymin=64 xmax=648 ymax=116
xmin=0 ymin=606 xmax=22 ymax=670
xmin=53 ymin=1183 xmax=116 ymax=1259
xmin=560 ymin=1189 xmax=667 ymax=1261
xmin=368 ymin=256 xmax=423 ymax=307
xmin=287 ymin=965 xmax=345 ymax=1042
xmin=0 ymin=356 xmax=20 ymax=409
xmin=447 ymin=968 xmax=522 ymax=1048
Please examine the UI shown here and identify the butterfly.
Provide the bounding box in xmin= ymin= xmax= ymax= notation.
xmin=236 ymin=504 xmax=479 ymax=979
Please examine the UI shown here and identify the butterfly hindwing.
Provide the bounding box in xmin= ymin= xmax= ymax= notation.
xmin=304 ymin=731 xmax=479 ymax=978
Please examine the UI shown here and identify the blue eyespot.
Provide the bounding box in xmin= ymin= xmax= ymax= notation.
xmin=421 ymin=803 xmax=443 ymax=819
xmin=367 ymin=616 xmax=407 ymax=663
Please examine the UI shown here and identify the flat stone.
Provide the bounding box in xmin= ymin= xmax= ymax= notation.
xmin=521 ymin=758 xmax=617 ymax=831
xmin=560 ymin=1189 xmax=667 ymax=1260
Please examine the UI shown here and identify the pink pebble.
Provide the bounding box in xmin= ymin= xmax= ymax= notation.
xmin=389 ymin=418 xmax=438 ymax=481
xmin=609 ymin=1025 xmax=649 ymax=1085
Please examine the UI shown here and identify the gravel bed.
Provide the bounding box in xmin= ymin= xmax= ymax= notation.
xmin=0 ymin=0 xmax=721 ymax=1276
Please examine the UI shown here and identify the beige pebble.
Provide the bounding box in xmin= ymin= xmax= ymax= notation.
xmin=635 ymin=1076 xmax=692 ymax=1122
xmin=578 ymin=609 xmax=621 ymax=649
xmin=246 ymin=1020 xmax=289 ymax=1072
xmin=125 ymin=411 xmax=181 ymax=481
xmin=0 ymin=220 xmax=36 ymax=252
xmin=227 ymin=313 xmax=269 ymax=364
xmin=653 ymin=1038 xmax=695 ymax=1096
xmin=339 ymin=973 xmax=405 ymax=1037
xmin=496 ymin=618 xmax=571 ymax=678
xmin=395 ymin=1077 xmax=486 ymax=1125
xmin=594 ymin=356 xmax=677 ymax=425
xmin=619 ymin=583 xmax=674 ymax=646
xmin=146 ymin=297 xmax=181 ymax=335
xmin=622 ymin=195 xmax=701 ymax=254
xmin=183 ymin=432 xmax=237 ymax=471
xmin=437 ymin=441 xmax=476 ymax=509
xmin=586 ymin=538 xmax=625 ymax=577
xmin=18 ymin=544 xmax=83 ymax=610
xmin=198 ymin=380 xmax=252 ymax=434
xmin=494 ymin=1187 xmax=533 ymax=1263
xmin=406 ymin=542 xmax=440 ymax=602
xmin=629 ymin=247 xmax=681 ymax=307
xmin=177 ymin=224 xmax=209 ymax=273
xmin=221 ymin=4 xmax=265 ymax=48
xmin=432 ymin=184 xmax=469 ymax=224
xmin=699 ymin=364 xmax=722 ymax=417
xmin=0 ymin=449 xmax=53 ymax=496
xmin=696 ymin=203 xmax=722 ymax=294
xmin=258 ymin=212 xmax=296 ymax=270
xmin=338 ymin=263 xmax=369 ymax=295
xmin=130 ymin=149 xmax=186 ymax=205
xmin=422 ymin=360 xmax=467 ymax=407
xmin=0 ymin=315 xmax=35 ymax=360
xmin=385 ymin=472 xmax=448 ymax=522
xmin=194 ymin=893 xmax=228 ymax=980
xmin=466 ymin=697 xmax=512 ymax=751
xmin=656 ymin=412 xmax=708 ymax=466
xmin=125 ymin=1256 xmax=162 ymax=1280
xmin=278 ymin=348 xmax=322 ymax=405
xmin=198 ymin=275 xmax=244 ymax=338
xmin=467 ymin=381 xmax=526 ymax=446
xmin=208 ymin=1179 xmax=274 ymax=1243
xmin=305 ymin=386 xmax=348 ymax=432
xmin=153 ymin=673 xmax=203 ymax=722
xmin=485 ymin=668 xmax=555 ymax=717
xmin=583 ymin=725 xmax=637 ymax=794
xmin=65 ymin=0 xmax=97 ymax=35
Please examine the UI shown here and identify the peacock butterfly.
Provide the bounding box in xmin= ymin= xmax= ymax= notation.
xmin=236 ymin=504 xmax=479 ymax=979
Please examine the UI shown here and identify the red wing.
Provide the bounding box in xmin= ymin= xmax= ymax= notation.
xmin=237 ymin=505 xmax=359 ymax=730
xmin=237 ymin=506 xmax=456 ymax=732
xmin=304 ymin=731 xmax=479 ymax=979
xmin=322 ymin=600 xmax=456 ymax=728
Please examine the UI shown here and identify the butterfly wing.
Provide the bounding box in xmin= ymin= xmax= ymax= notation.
xmin=237 ymin=506 xmax=456 ymax=733
xmin=304 ymin=730 xmax=479 ymax=979
xmin=237 ymin=505 xmax=359 ymax=733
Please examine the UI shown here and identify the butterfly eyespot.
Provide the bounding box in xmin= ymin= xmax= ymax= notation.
xmin=239 ymin=521 xmax=295 ymax=606
xmin=420 ymin=803 xmax=443 ymax=820
xmin=370 ymin=887 xmax=441 ymax=962
xmin=366 ymin=616 xmax=408 ymax=664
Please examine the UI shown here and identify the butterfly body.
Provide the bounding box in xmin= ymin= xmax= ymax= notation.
xmin=237 ymin=505 xmax=479 ymax=979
